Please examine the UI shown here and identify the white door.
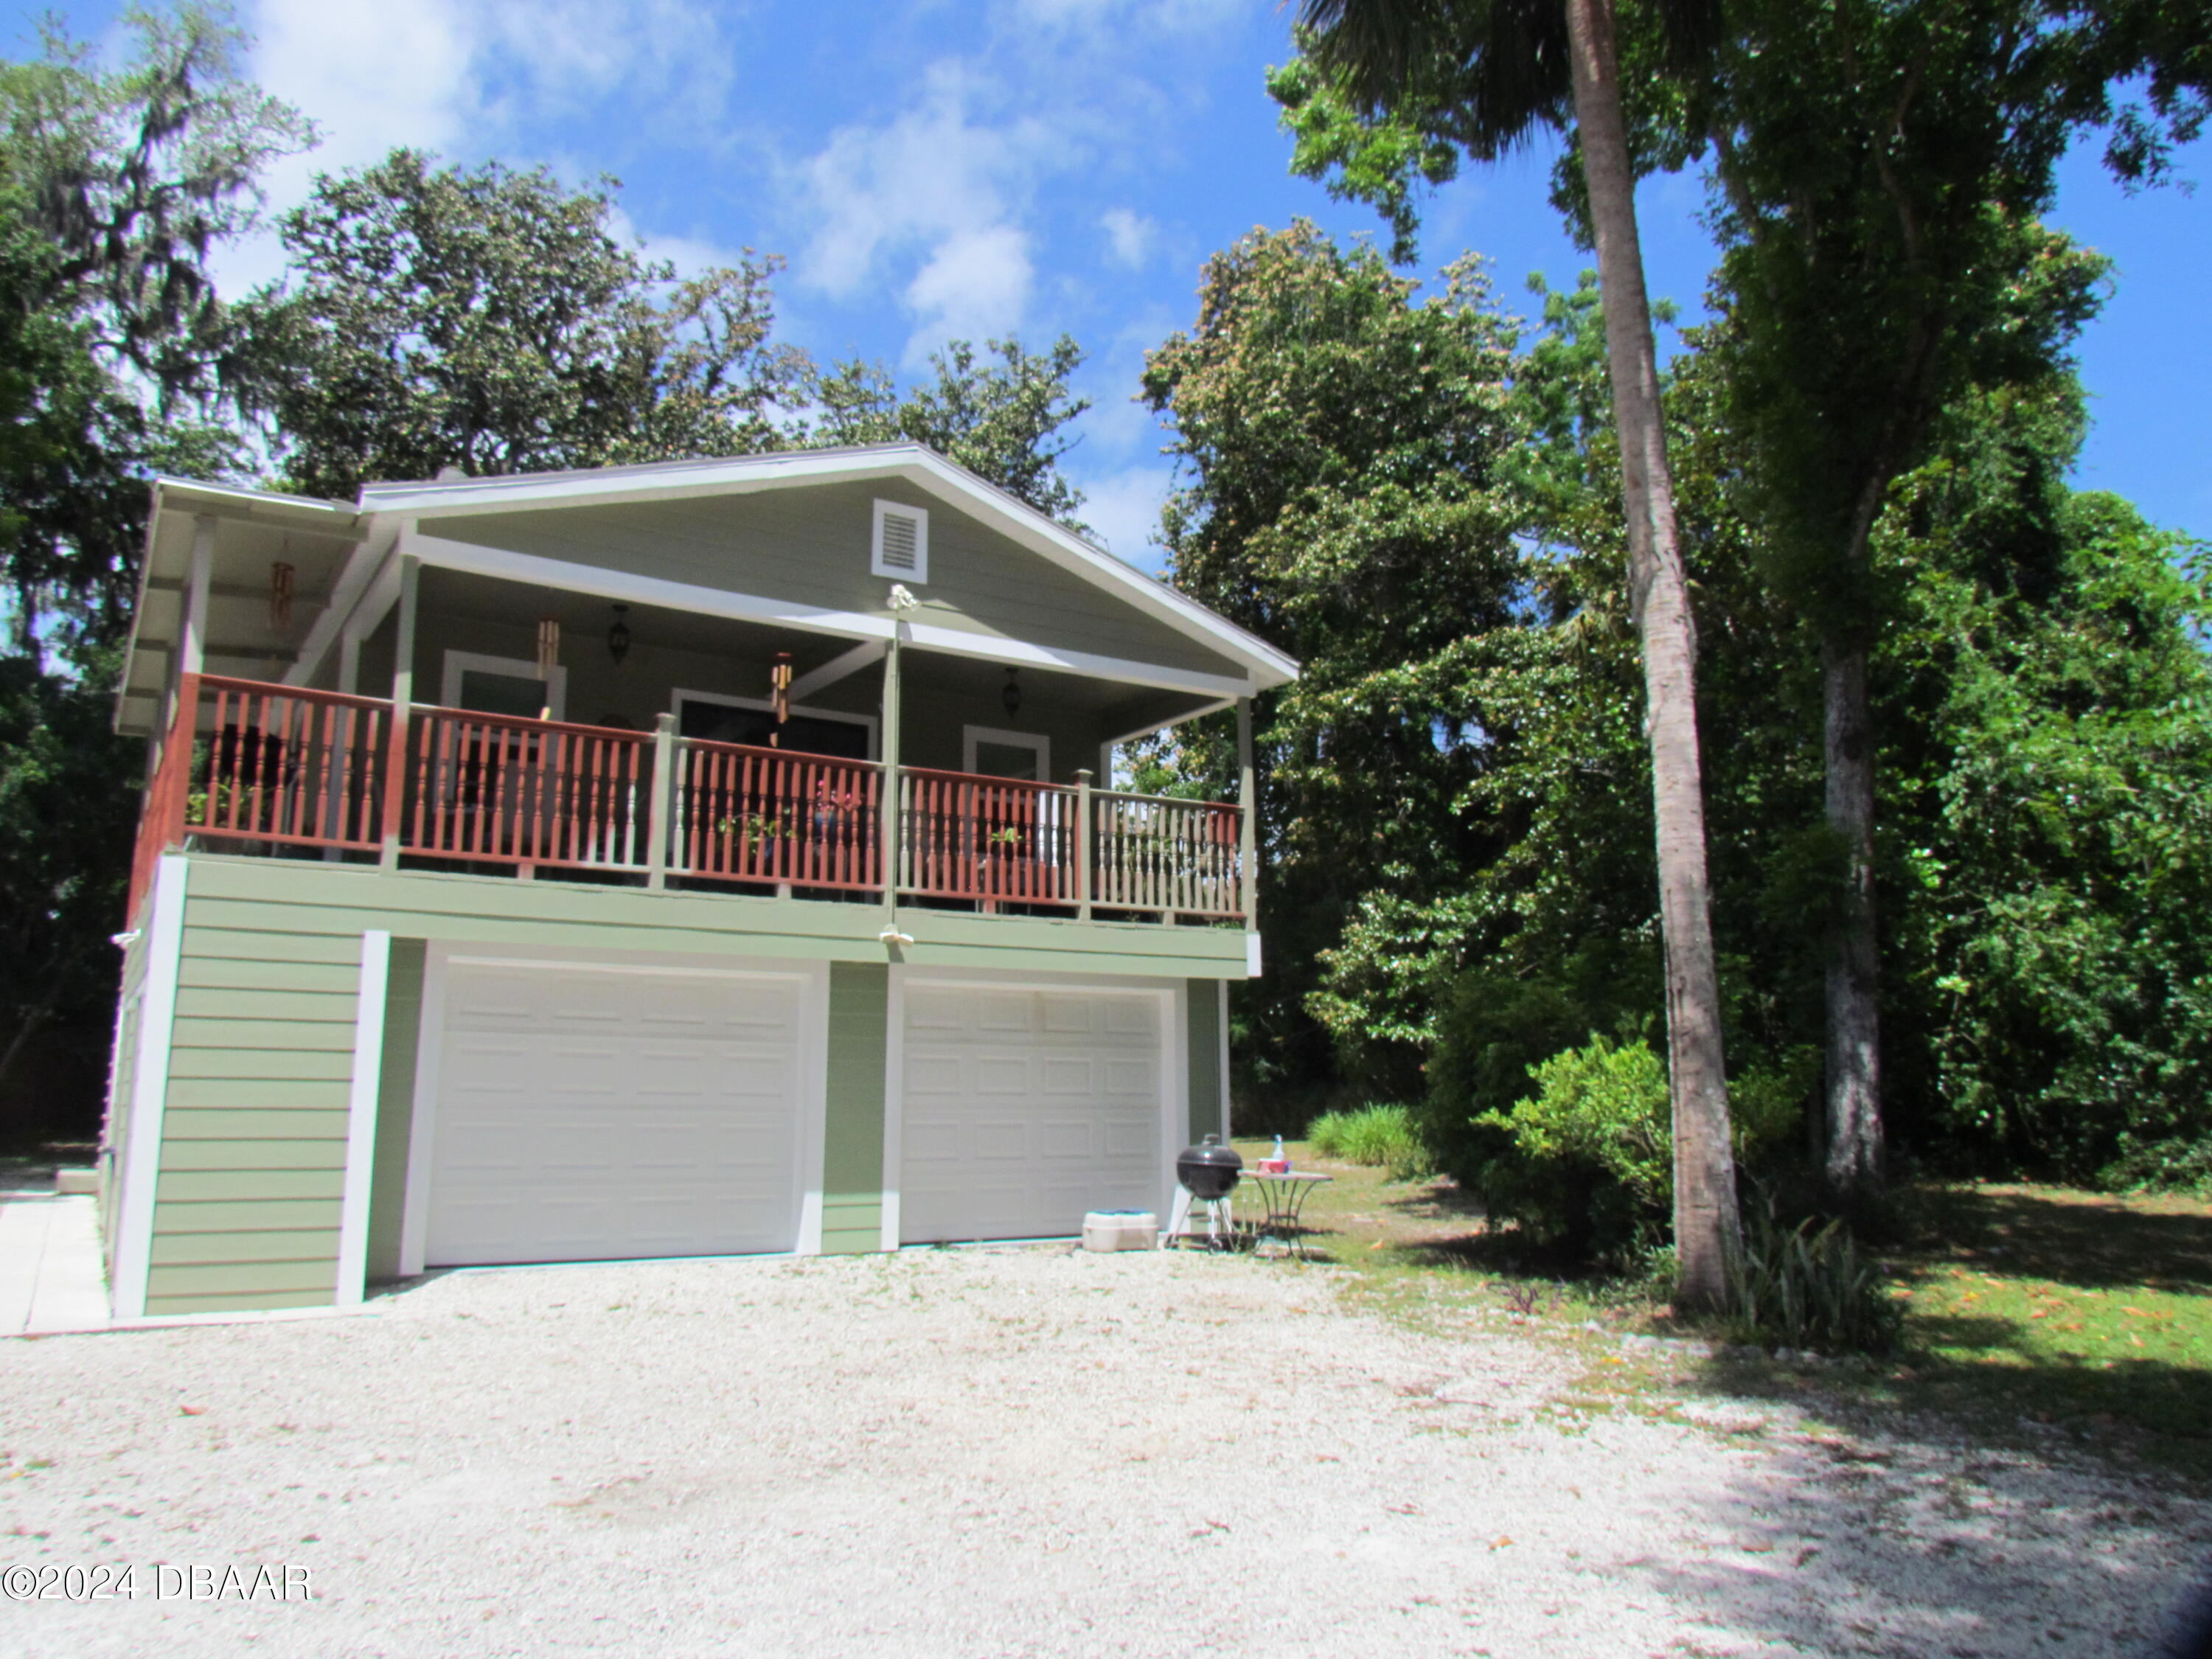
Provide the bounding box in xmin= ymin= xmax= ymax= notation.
xmin=900 ymin=984 xmax=1164 ymax=1243
xmin=425 ymin=961 xmax=807 ymax=1266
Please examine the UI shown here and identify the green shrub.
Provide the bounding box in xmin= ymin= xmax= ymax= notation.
xmin=1307 ymin=1103 xmax=1427 ymax=1176
xmin=1724 ymin=1211 xmax=1902 ymax=1356
xmin=1461 ymin=1033 xmax=1671 ymax=1265
xmin=2099 ymin=1135 xmax=2212 ymax=1197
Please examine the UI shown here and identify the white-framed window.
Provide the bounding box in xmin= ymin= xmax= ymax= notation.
xmin=440 ymin=650 xmax=567 ymax=721
xmin=963 ymin=725 xmax=1048 ymax=782
xmin=872 ymin=498 xmax=929 ymax=583
xmin=673 ymin=687 xmax=878 ymax=760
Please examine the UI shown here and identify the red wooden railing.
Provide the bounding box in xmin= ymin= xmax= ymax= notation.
xmin=124 ymin=680 xmax=1251 ymax=922
xmin=184 ymin=677 xmax=392 ymax=852
xmin=126 ymin=672 xmax=200 ymax=921
xmin=406 ymin=705 xmax=652 ymax=872
xmin=897 ymin=767 xmax=1078 ymax=907
xmin=672 ymin=737 xmax=881 ymax=891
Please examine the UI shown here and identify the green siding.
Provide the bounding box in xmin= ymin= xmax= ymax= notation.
xmin=366 ymin=939 xmax=425 ymax=1283
xmin=1186 ymin=979 xmax=1223 ymax=1144
xmin=144 ymin=896 xmax=361 ymax=1316
xmin=422 ymin=482 xmax=1248 ymax=683
xmin=139 ymin=853 xmax=1256 ymax=1310
xmin=821 ymin=962 xmax=888 ymax=1254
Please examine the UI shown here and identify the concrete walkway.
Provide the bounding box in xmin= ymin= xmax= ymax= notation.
xmin=0 ymin=1179 xmax=110 ymax=1335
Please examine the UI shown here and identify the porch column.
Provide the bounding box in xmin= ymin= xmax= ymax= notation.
xmin=380 ymin=554 xmax=420 ymax=869
xmin=879 ymin=632 xmax=903 ymax=933
xmin=155 ymin=515 xmax=217 ymax=779
xmin=1237 ymin=696 xmax=1258 ymax=932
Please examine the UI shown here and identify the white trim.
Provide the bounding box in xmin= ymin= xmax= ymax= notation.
xmin=403 ymin=530 xmax=1260 ymax=700
xmin=397 ymin=944 xmax=448 ymax=1278
xmin=871 ymin=498 xmax=929 ymax=582
xmin=796 ymin=967 xmax=830 ymax=1257
xmin=357 ymin=447 xmax=1297 ymax=687
xmin=962 ymin=725 xmax=1049 ymax=780
xmin=398 ymin=942 xmax=830 ymax=1275
xmin=111 ymin=854 xmax=188 ymax=1321
xmin=672 ymin=686 xmax=879 ymax=758
xmin=439 ymin=650 xmax=568 ymax=720
xmin=789 ymin=639 xmax=888 ymax=702
xmin=336 ymin=931 xmax=390 ymax=1306
xmin=879 ymin=966 xmax=905 ymax=1253
xmin=1245 ymin=933 xmax=1264 ymax=978
xmin=886 ymin=965 xmax=1185 ymax=1245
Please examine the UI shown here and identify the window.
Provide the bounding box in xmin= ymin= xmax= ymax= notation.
xmin=672 ymin=689 xmax=877 ymax=759
xmin=963 ymin=726 xmax=1048 ymax=782
xmin=872 ymin=499 xmax=929 ymax=582
xmin=440 ymin=651 xmax=566 ymax=721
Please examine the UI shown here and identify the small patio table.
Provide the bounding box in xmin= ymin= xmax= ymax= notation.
xmin=1236 ymin=1169 xmax=1333 ymax=1259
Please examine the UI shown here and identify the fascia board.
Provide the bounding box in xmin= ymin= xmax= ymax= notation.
xmin=406 ymin=529 xmax=1255 ymax=700
xmin=361 ymin=445 xmax=1301 ymax=691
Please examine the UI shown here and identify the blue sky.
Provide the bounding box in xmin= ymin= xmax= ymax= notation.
xmin=33 ymin=0 xmax=2211 ymax=568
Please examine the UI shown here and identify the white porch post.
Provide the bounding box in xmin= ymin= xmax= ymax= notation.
xmin=879 ymin=633 xmax=903 ymax=936
xmin=1237 ymin=696 xmax=1258 ymax=933
xmin=380 ymin=552 xmax=420 ymax=870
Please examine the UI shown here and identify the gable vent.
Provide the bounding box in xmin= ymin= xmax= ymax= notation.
xmin=872 ymin=499 xmax=929 ymax=583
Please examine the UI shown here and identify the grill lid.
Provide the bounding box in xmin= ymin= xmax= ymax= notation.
xmin=1176 ymin=1133 xmax=1242 ymax=1200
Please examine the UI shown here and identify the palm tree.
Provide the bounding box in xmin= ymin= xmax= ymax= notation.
xmin=1298 ymin=0 xmax=1741 ymax=1307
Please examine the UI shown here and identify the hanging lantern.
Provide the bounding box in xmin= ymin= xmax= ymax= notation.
xmin=269 ymin=561 xmax=295 ymax=629
xmin=607 ymin=604 xmax=631 ymax=667
xmin=536 ymin=616 xmax=560 ymax=679
xmin=1001 ymin=667 xmax=1021 ymax=720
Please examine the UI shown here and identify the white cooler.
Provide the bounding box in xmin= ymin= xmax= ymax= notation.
xmin=1081 ymin=1211 xmax=1158 ymax=1251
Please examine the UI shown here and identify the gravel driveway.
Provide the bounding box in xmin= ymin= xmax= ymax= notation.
xmin=2 ymin=1247 xmax=2205 ymax=1657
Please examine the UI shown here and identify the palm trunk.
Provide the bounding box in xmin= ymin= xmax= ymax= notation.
xmin=1564 ymin=0 xmax=1739 ymax=1309
xmin=1823 ymin=632 xmax=1883 ymax=1205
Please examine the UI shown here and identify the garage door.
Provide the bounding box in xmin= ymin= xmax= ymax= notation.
xmin=425 ymin=960 xmax=807 ymax=1267
xmin=900 ymin=984 xmax=1164 ymax=1244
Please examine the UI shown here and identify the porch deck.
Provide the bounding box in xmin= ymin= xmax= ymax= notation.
xmin=129 ymin=674 xmax=1251 ymax=928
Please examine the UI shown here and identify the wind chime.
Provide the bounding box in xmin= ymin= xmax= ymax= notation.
xmin=536 ymin=616 xmax=560 ymax=720
xmin=769 ymin=651 xmax=793 ymax=747
xmin=268 ymin=559 xmax=296 ymax=676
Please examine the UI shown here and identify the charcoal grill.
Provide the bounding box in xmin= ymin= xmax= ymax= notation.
xmin=1167 ymin=1133 xmax=1243 ymax=1247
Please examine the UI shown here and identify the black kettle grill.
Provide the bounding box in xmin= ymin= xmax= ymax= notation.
xmin=1177 ymin=1133 xmax=1243 ymax=1200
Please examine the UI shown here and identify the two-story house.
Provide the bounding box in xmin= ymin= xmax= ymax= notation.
xmin=98 ymin=445 xmax=1296 ymax=1321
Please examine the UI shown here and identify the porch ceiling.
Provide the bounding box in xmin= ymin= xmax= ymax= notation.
xmin=416 ymin=566 xmax=1221 ymax=732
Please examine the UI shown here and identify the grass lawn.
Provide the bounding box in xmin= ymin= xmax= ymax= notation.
xmin=1228 ymin=1138 xmax=2212 ymax=1481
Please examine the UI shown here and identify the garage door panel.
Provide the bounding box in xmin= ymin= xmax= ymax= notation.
xmin=425 ymin=961 xmax=807 ymax=1267
xmin=975 ymin=1057 xmax=1030 ymax=1093
xmin=899 ymin=986 xmax=1164 ymax=1245
xmin=976 ymin=995 xmax=1032 ymax=1032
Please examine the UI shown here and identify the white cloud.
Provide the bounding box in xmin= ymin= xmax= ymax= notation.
xmin=1100 ymin=208 xmax=1156 ymax=270
xmin=213 ymin=0 xmax=737 ymax=296
xmin=793 ymin=63 xmax=1054 ymax=299
xmin=1072 ymin=463 xmax=1175 ymax=569
xmin=903 ymin=226 xmax=1034 ymax=360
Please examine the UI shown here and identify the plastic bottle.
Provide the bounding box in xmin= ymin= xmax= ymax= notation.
xmin=1273 ymin=1133 xmax=1286 ymax=1171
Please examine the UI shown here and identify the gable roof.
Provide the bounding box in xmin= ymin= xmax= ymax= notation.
xmin=356 ymin=444 xmax=1297 ymax=689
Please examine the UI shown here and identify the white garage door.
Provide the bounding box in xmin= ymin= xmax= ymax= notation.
xmin=900 ymin=984 xmax=1164 ymax=1244
xmin=425 ymin=960 xmax=807 ymax=1267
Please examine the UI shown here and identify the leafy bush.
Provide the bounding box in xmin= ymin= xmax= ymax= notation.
xmin=2100 ymin=1135 xmax=2212 ymax=1197
xmin=1307 ymin=1104 xmax=1427 ymax=1178
xmin=1724 ymin=1211 xmax=1902 ymax=1356
xmin=1457 ymin=1033 xmax=1672 ymax=1265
